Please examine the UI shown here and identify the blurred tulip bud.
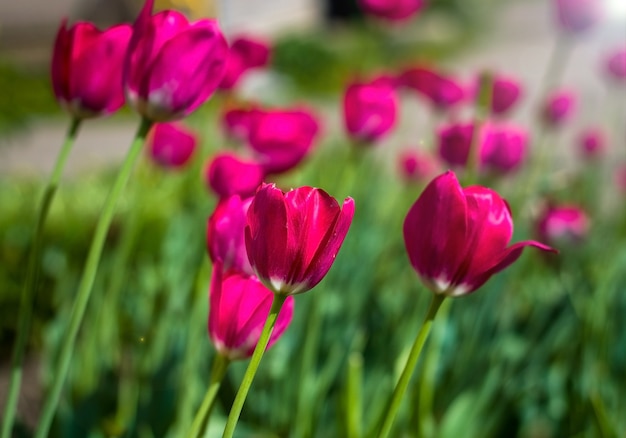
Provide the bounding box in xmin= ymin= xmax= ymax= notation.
xmin=206 ymin=152 xmax=265 ymax=200
xmin=147 ymin=122 xmax=197 ymax=169
xmin=397 ymin=66 xmax=465 ymax=112
xmin=218 ymin=35 xmax=271 ymax=90
xmin=483 ymin=74 xmax=523 ymax=116
xmin=541 ymin=89 xmax=576 ymax=127
xmin=536 ymin=204 xmax=589 ymax=246
xmin=554 ymin=0 xmax=601 ymax=34
xmin=578 ymin=127 xmax=606 ymax=159
xmin=221 ymin=105 xmax=261 ymax=143
xmin=398 ymin=149 xmax=440 ymax=183
xmin=606 ymin=47 xmax=626 ymax=82
xmin=358 ymin=0 xmax=425 ymax=22
xmin=480 ymin=124 xmax=528 ymax=174
xmin=437 ymin=121 xmax=488 ymax=167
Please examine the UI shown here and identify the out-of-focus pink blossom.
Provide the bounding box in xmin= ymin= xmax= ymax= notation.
xmin=124 ymin=0 xmax=228 ymax=121
xmin=218 ymin=35 xmax=271 ymax=90
xmin=358 ymin=0 xmax=425 ymax=22
xmin=221 ymin=105 xmax=261 ymax=143
xmin=206 ymin=152 xmax=265 ymax=199
xmin=343 ymin=77 xmax=399 ymax=144
xmin=398 ymin=149 xmax=440 ymax=183
xmin=483 ymin=74 xmax=523 ymax=116
xmin=480 ymin=124 xmax=528 ymax=174
xmin=554 ymin=0 xmax=601 ymax=34
xmin=536 ymin=204 xmax=589 ymax=246
xmin=147 ymin=122 xmax=197 ymax=169
xmin=437 ymin=121 xmax=488 ymax=167
xmin=606 ymin=48 xmax=626 ymax=82
xmin=578 ymin=127 xmax=606 ymax=159
xmin=397 ymin=66 xmax=465 ymax=112
xmin=51 ymin=20 xmax=132 ymax=119
xmin=247 ymin=108 xmax=320 ymax=174
xmin=542 ymin=89 xmax=576 ymax=127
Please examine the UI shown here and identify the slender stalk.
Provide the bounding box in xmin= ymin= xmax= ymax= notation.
xmin=189 ymin=354 xmax=231 ymax=438
xmin=376 ymin=294 xmax=445 ymax=438
xmin=35 ymin=118 xmax=153 ymax=438
xmin=345 ymin=352 xmax=363 ymax=438
xmin=539 ymin=35 xmax=572 ymax=101
xmin=1 ymin=118 xmax=81 ymax=438
xmin=221 ymin=294 xmax=288 ymax=438
xmin=464 ymin=71 xmax=493 ymax=186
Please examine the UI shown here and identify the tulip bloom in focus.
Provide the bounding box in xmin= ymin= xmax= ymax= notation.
xmin=358 ymin=0 xmax=425 ymax=22
xmin=606 ymin=48 xmax=626 ymax=82
xmin=554 ymin=0 xmax=601 ymax=34
xmin=245 ymin=184 xmax=355 ymax=296
xmin=403 ymin=171 xmax=556 ymax=296
xmin=536 ymin=204 xmax=589 ymax=246
xmin=124 ymin=0 xmax=228 ymax=121
xmin=397 ymin=67 xmax=465 ymax=112
xmin=480 ymin=124 xmax=528 ymax=174
xmin=147 ymin=122 xmax=197 ymax=169
xmin=206 ymin=152 xmax=265 ymax=200
xmin=542 ymin=89 xmax=576 ymax=127
xmin=343 ymin=77 xmax=399 ymax=144
xmin=219 ymin=35 xmax=271 ymax=90
xmin=209 ymin=266 xmax=294 ymax=360
xmin=52 ymin=20 xmax=132 ymax=119
xmin=207 ymin=195 xmax=254 ymax=275
xmin=247 ymin=109 xmax=320 ymax=174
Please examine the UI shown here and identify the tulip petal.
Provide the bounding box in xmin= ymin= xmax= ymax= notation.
xmin=403 ymin=171 xmax=468 ymax=292
xmin=51 ymin=20 xmax=72 ymax=102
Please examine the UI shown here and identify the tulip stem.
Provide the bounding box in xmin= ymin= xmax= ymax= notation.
xmin=34 ymin=117 xmax=153 ymax=438
xmin=189 ymin=354 xmax=231 ymax=438
xmin=465 ymin=71 xmax=493 ymax=186
xmin=221 ymin=294 xmax=288 ymax=438
xmin=1 ymin=118 xmax=81 ymax=438
xmin=376 ymin=294 xmax=445 ymax=438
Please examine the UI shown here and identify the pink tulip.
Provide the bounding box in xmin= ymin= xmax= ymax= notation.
xmin=221 ymin=105 xmax=261 ymax=143
xmin=578 ymin=127 xmax=606 ymax=159
xmin=147 ymin=122 xmax=197 ymax=169
xmin=437 ymin=121 xmax=488 ymax=167
xmin=206 ymin=152 xmax=265 ymax=199
xmin=554 ymin=0 xmax=601 ymax=34
xmin=606 ymin=48 xmax=626 ymax=82
xmin=398 ymin=149 xmax=440 ymax=183
xmin=542 ymin=89 xmax=576 ymax=127
xmin=124 ymin=0 xmax=228 ymax=121
xmin=480 ymin=124 xmax=528 ymax=174
xmin=218 ymin=35 xmax=271 ymax=90
xmin=247 ymin=108 xmax=320 ymax=174
xmin=397 ymin=66 xmax=465 ymax=112
xmin=208 ymin=265 xmax=294 ymax=360
xmin=245 ymin=184 xmax=355 ymax=295
xmin=207 ymin=196 xmax=254 ymax=275
xmin=343 ymin=77 xmax=399 ymax=144
xmin=403 ymin=171 xmax=556 ymax=296
xmin=51 ymin=20 xmax=132 ymax=119
xmin=485 ymin=75 xmax=523 ymax=116
xmin=358 ymin=0 xmax=425 ymax=21
xmin=536 ymin=204 xmax=589 ymax=245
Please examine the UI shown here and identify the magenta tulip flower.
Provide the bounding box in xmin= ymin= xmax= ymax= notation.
xmin=205 ymin=152 xmax=265 ymax=200
xmin=536 ymin=204 xmax=589 ymax=246
xmin=486 ymin=75 xmax=523 ymax=116
xmin=398 ymin=149 xmax=440 ymax=183
xmin=554 ymin=0 xmax=601 ymax=34
xmin=343 ymin=77 xmax=399 ymax=144
xmin=403 ymin=171 xmax=556 ymax=296
xmin=606 ymin=48 xmax=626 ymax=82
xmin=480 ymin=124 xmax=528 ymax=174
xmin=209 ymin=265 xmax=294 ymax=360
xmin=51 ymin=20 xmax=132 ymax=119
xmin=247 ymin=108 xmax=320 ymax=174
xmin=358 ymin=0 xmax=425 ymax=22
xmin=221 ymin=106 xmax=261 ymax=143
xmin=218 ymin=35 xmax=270 ymax=90
xmin=147 ymin=122 xmax=197 ymax=169
xmin=437 ymin=121 xmax=489 ymax=167
xmin=578 ymin=127 xmax=606 ymax=159
xmin=397 ymin=66 xmax=465 ymax=112
xmin=245 ymin=184 xmax=355 ymax=295
xmin=124 ymin=0 xmax=228 ymax=121
xmin=207 ymin=196 xmax=254 ymax=275
xmin=542 ymin=89 xmax=576 ymax=127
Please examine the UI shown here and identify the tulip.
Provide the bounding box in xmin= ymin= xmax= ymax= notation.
xmin=541 ymin=89 xmax=576 ymax=127
xmin=124 ymin=0 xmax=228 ymax=121
xmin=358 ymin=0 xmax=425 ymax=21
xmin=554 ymin=0 xmax=601 ymax=34
xmin=218 ymin=35 xmax=271 ymax=90
xmin=403 ymin=171 xmax=556 ymax=296
xmin=245 ymin=184 xmax=355 ymax=295
xmin=536 ymin=204 xmax=589 ymax=246
xmin=606 ymin=47 xmax=626 ymax=82
xmin=221 ymin=106 xmax=261 ymax=143
xmin=480 ymin=124 xmax=528 ymax=174
xmin=578 ymin=127 xmax=606 ymax=159
xmin=147 ymin=122 xmax=197 ymax=169
xmin=207 ymin=195 xmax=254 ymax=275
xmin=484 ymin=75 xmax=523 ymax=116
xmin=397 ymin=67 xmax=465 ymax=112
xmin=247 ymin=108 xmax=320 ymax=174
xmin=205 ymin=153 xmax=265 ymax=200
xmin=51 ymin=20 xmax=132 ymax=119
xmin=437 ymin=121 xmax=488 ymax=167
xmin=343 ymin=77 xmax=399 ymax=144
xmin=398 ymin=149 xmax=440 ymax=183
xmin=208 ymin=266 xmax=294 ymax=360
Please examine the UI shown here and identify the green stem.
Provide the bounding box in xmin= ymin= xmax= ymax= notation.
xmin=345 ymin=352 xmax=363 ymax=438
xmin=464 ymin=71 xmax=493 ymax=186
xmin=376 ymin=294 xmax=445 ymax=438
xmin=539 ymin=35 xmax=572 ymax=101
xmin=1 ymin=118 xmax=81 ymax=438
xmin=189 ymin=354 xmax=231 ymax=438
xmin=221 ymin=294 xmax=288 ymax=438
xmin=34 ymin=118 xmax=153 ymax=438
